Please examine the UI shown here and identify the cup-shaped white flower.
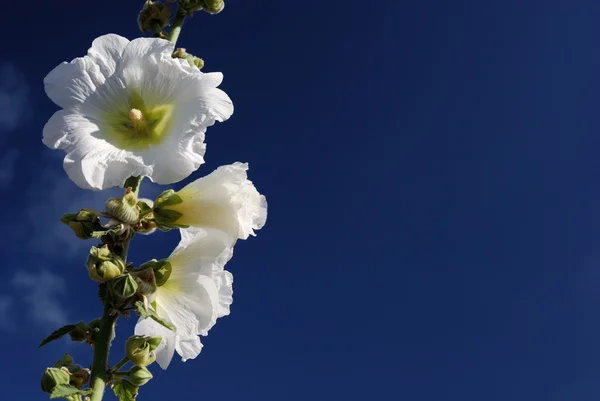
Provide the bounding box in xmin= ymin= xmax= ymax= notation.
xmin=43 ymin=34 xmax=233 ymax=190
xmin=135 ymin=228 xmax=234 ymax=369
xmin=153 ymin=162 xmax=267 ymax=244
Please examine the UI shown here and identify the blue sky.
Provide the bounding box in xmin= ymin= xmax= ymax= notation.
xmin=2 ymin=0 xmax=600 ymax=400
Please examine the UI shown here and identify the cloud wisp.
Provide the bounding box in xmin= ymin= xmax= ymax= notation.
xmin=0 ymin=63 xmax=30 ymax=133
xmin=12 ymin=270 xmax=68 ymax=327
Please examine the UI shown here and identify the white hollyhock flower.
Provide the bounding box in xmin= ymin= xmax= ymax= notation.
xmin=135 ymin=227 xmax=234 ymax=369
xmin=153 ymin=162 xmax=267 ymax=244
xmin=43 ymin=34 xmax=233 ymax=190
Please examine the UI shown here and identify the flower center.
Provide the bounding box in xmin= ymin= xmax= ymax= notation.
xmin=129 ymin=108 xmax=148 ymax=134
xmin=101 ymin=92 xmax=175 ymax=151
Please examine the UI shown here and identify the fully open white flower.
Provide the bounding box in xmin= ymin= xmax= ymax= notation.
xmin=43 ymin=34 xmax=233 ymax=190
xmin=135 ymin=227 xmax=234 ymax=369
xmin=154 ymin=162 xmax=267 ymax=245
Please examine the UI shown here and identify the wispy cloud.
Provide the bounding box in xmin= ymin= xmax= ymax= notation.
xmin=0 ymin=63 xmax=29 ymax=132
xmin=12 ymin=270 xmax=68 ymax=327
xmin=0 ymin=296 xmax=14 ymax=330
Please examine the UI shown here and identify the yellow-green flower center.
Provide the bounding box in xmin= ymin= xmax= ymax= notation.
xmin=102 ymin=92 xmax=174 ymax=151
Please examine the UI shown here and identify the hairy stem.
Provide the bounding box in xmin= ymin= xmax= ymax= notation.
xmin=90 ymin=175 xmax=143 ymax=400
xmin=89 ymin=304 xmax=118 ymax=401
xmin=169 ymin=6 xmax=187 ymax=45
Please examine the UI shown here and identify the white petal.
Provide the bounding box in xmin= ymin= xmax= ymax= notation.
xmin=42 ymin=109 xmax=100 ymax=150
xmin=158 ymin=274 xmax=220 ymax=335
xmin=62 ymin=135 xmax=147 ymax=190
xmin=177 ymin=163 xmax=267 ymax=239
xmin=134 ymin=318 xmax=176 ymax=370
xmin=175 ymin=333 xmax=203 ymax=362
xmin=214 ymin=270 xmax=233 ymax=318
xmin=87 ymin=34 xmax=129 ymax=78
xmin=44 ymin=34 xmax=128 ymax=109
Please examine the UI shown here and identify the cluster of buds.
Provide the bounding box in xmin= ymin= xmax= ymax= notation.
xmin=172 ymin=48 xmax=205 ymax=70
xmin=41 ymin=354 xmax=90 ymax=395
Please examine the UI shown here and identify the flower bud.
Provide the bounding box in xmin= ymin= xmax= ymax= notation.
xmin=87 ymin=245 xmax=125 ymax=282
xmin=60 ymin=208 xmax=102 ymax=240
xmin=69 ymin=321 xmax=87 ymax=342
xmin=105 ymin=189 xmax=140 ymax=225
xmin=172 ymin=47 xmax=188 ymax=59
xmin=126 ymin=335 xmax=162 ymax=366
xmin=41 ymin=367 xmax=70 ymax=394
xmin=138 ymin=1 xmax=171 ymax=32
xmin=127 ymin=366 xmax=153 ymax=387
xmin=191 ymin=56 xmax=204 ymax=70
xmin=202 ymin=0 xmax=224 ymax=14
xmin=111 ymin=274 xmax=138 ymax=298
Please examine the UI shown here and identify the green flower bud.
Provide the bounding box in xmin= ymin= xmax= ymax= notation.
xmin=61 ymin=208 xmax=102 ymax=240
xmin=138 ymin=1 xmax=171 ymax=32
xmin=111 ymin=274 xmax=138 ymax=298
xmin=191 ymin=56 xmax=204 ymax=70
xmin=172 ymin=47 xmax=188 ymax=59
xmin=105 ymin=188 xmax=140 ymax=225
xmin=69 ymin=321 xmax=87 ymax=342
xmin=126 ymin=335 xmax=162 ymax=367
xmin=127 ymin=366 xmax=153 ymax=387
xmin=77 ymin=208 xmax=98 ymax=221
xmin=202 ymin=0 xmax=224 ymax=14
xmin=126 ymin=336 xmax=150 ymax=366
xmin=87 ymin=245 xmax=125 ymax=282
xmin=41 ymin=367 xmax=70 ymax=394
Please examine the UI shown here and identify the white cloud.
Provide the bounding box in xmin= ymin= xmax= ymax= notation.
xmin=0 ymin=296 xmax=14 ymax=330
xmin=0 ymin=63 xmax=29 ymax=132
xmin=12 ymin=270 xmax=68 ymax=327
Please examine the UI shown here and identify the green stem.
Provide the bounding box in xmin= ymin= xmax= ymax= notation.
xmin=90 ymin=175 xmax=143 ymax=401
xmin=89 ymin=304 xmax=118 ymax=401
xmin=169 ymin=6 xmax=187 ymax=45
xmin=109 ymin=357 xmax=130 ymax=374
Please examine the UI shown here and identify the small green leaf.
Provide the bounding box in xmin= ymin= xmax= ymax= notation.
xmin=134 ymin=301 xmax=176 ymax=332
xmin=38 ymin=325 xmax=77 ymax=348
xmin=113 ymin=379 xmax=139 ymax=401
xmin=49 ymin=384 xmax=90 ymax=399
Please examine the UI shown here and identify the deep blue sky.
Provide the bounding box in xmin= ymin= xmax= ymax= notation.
xmin=1 ymin=0 xmax=600 ymax=400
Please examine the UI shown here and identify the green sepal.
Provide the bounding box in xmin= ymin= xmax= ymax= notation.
xmin=110 ymin=274 xmax=139 ymax=299
xmin=49 ymin=384 xmax=90 ymax=399
xmin=135 ymin=301 xmax=176 ymax=331
xmin=137 ymin=199 xmax=154 ymax=218
xmin=154 ymin=190 xmax=183 ymax=207
xmin=112 ymin=379 xmax=139 ymax=401
xmin=38 ymin=325 xmax=77 ymax=348
xmin=138 ymin=259 xmax=172 ymax=286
